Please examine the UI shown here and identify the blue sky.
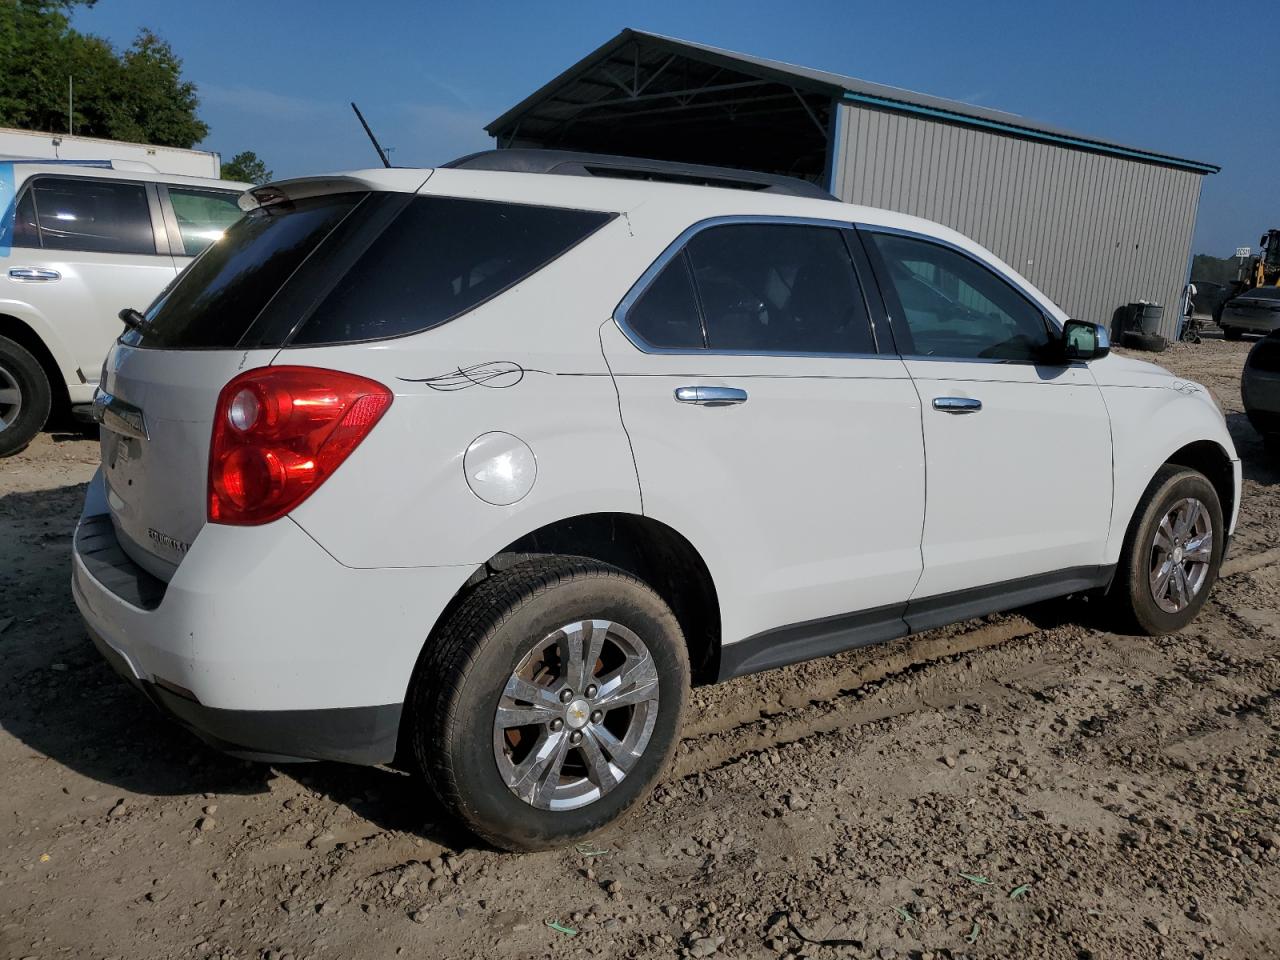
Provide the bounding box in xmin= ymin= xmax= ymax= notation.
xmin=76 ymin=0 xmax=1273 ymax=257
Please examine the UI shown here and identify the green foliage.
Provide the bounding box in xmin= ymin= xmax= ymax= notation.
xmin=220 ymin=150 xmax=273 ymax=185
xmin=0 ymin=1 xmax=208 ymax=148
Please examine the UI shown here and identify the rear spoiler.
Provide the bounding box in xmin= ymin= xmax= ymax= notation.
xmin=239 ymin=170 xmax=435 ymax=212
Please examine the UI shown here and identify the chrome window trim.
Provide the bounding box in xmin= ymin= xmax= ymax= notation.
xmin=855 ymin=222 xmax=1069 ymax=366
xmin=611 ymin=214 xmax=887 ymax=360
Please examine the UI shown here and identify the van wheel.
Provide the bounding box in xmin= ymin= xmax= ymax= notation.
xmin=1222 ymin=326 xmax=1243 ymax=341
xmin=0 ymin=335 xmax=52 ymax=457
xmin=408 ymin=557 xmax=689 ymax=852
xmin=1109 ymin=465 xmax=1223 ymax=635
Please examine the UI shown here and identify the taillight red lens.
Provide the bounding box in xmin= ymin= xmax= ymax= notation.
xmin=208 ymin=366 xmax=392 ymax=525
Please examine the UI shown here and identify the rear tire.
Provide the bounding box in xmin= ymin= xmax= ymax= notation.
xmin=1222 ymin=326 xmax=1244 ymax=341
xmin=0 ymin=335 xmax=52 ymax=458
xmin=408 ymin=557 xmax=689 ymax=852
xmin=1108 ymin=466 xmax=1223 ymax=635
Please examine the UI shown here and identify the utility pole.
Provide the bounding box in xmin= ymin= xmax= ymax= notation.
xmin=67 ymin=76 xmax=73 ymax=134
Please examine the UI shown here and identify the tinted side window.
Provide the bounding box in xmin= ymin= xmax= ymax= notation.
xmin=27 ymin=177 xmax=155 ymax=255
xmin=293 ymin=197 xmax=613 ymax=345
xmin=126 ymin=193 xmax=361 ymax=349
xmin=167 ymin=188 xmax=244 ymax=256
xmin=685 ymin=224 xmax=874 ymax=354
xmin=867 ymin=232 xmax=1052 ymax=362
xmin=625 ymin=252 xmax=704 ymax=349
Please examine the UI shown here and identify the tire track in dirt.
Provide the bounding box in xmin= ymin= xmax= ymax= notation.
xmin=670 ymin=547 xmax=1280 ymax=779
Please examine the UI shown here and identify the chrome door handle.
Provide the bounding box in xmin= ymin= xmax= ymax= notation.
xmin=8 ymin=267 xmax=61 ymax=282
xmin=933 ymin=396 xmax=982 ymax=414
xmin=674 ymin=386 xmax=748 ymax=406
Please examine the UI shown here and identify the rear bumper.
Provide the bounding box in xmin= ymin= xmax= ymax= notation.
xmin=72 ymin=469 xmax=474 ymax=764
xmin=1221 ymin=311 xmax=1280 ymax=333
xmin=86 ymin=623 xmax=402 ymax=763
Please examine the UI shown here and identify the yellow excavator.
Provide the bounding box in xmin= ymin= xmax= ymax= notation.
xmin=1237 ymin=229 xmax=1280 ymax=293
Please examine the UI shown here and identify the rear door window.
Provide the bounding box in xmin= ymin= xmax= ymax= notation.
xmin=685 ymin=223 xmax=875 ymax=354
xmin=292 ymin=197 xmax=614 ymax=345
xmin=24 ymin=176 xmax=156 ymax=255
xmin=624 ymin=252 xmax=705 ymax=349
xmin=125 ymin=193 xmax=361 ymax=349
xmin=166 ymin=187 xmax=244 ymax=256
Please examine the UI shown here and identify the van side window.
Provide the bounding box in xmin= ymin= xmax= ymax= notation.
xmin=167 ymin=188 xmax=243 ymax=256
xmin=26 ymin=177 xmax=156 ymax=256
xmin=867 ymin=232 xmax=1053 ymax=362
xmin=684 ymin=223 xmax=875 ymax=354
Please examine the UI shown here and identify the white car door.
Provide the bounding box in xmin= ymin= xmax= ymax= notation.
xmin=859 ymin=227 xmax=1113 ymax=615
xmin=601 ymin=219 xmax=926 ymax=675
xmin=9 ymin=175 xmax=176 ymax=386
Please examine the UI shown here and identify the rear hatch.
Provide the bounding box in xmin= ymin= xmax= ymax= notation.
xmin=99 ymin=186 xmax=383 ymax=580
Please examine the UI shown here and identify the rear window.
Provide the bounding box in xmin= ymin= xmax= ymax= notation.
xmin=124 ymin=193 xmax=360 ymax=349
xmin=123 ymin=193 xmax=613 ymax=350
xmin=291 ymin=197 xmax=613 ymax=345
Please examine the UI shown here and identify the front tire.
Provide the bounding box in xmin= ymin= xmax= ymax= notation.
xmin=0 ymin=335 xmax=52 ymax=457
xmin=1222 ymin=326 xmax=1244 ymax=341
xmin=1109 ymin=466 xmax=1224 ymax=635
xmin=408 ymin=557 xmax=689 ymax=852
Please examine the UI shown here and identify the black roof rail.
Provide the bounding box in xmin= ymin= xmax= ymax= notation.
xmin=442 ymin=148 xmax=836 ymax=201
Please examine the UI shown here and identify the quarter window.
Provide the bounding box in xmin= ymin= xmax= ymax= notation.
xmin=23 ymin=177 xmax=155 ymax=255
xmin=867 ymin=232 xmax=1053 ymax=362
xmin=167 ymin=188 xmax=243 ymax=256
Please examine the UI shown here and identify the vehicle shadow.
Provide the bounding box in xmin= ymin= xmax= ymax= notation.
xmin=0 ymin=483 xmax=472 ymax=849
xmin=1226 ymin=413 xmax=1280 ymax=486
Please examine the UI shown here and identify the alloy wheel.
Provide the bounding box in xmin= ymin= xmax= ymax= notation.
xmin=493 ymin=619 xmax=660 ymax=811
xmin=1149 ymin=497 xmax=1212 ymax=613
xmin=0 ymin=362 xmax=22 ymax=434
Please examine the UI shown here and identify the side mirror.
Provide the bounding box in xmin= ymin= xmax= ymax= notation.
xmin=1062 ymin=319 xmax=1110 ymax=361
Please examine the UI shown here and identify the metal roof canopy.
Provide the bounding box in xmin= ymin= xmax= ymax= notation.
xmin=487 ymin=29 xmax=1220 ymax=182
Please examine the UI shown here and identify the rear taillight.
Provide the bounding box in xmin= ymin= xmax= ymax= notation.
xmin=208 ymin=366 xmax=392 ymax=525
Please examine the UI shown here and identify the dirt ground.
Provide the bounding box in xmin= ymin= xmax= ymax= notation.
xmin=2 ymin=338 xmax=1278 ymax=960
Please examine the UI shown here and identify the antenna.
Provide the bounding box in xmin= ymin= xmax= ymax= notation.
xmin=350 ymin=102 xmax=391 ymax=168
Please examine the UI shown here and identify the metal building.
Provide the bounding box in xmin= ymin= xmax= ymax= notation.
xmin=487 ymin=29 xmax=1219 ymax=340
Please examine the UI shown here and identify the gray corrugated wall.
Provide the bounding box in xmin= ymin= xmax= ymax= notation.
xmin=832 ymin=102 xmax=1205 ymax=340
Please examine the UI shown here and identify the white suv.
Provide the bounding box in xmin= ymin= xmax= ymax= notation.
xmin=72 ymin=151 xmax=1240 ymax=851
xmin=0 ymin=160 xmax=249 ymax=455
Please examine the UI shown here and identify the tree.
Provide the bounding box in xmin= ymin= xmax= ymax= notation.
xmin=220 ymin=151 xmax=273 ymax=185
xmin=0 ymin=1 xmax=208 ymax=148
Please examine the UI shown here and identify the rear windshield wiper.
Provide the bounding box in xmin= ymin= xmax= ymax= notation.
xmin=118 ymin=307 xmax=147 ymax=331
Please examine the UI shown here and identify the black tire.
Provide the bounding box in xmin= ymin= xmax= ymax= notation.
xmin=408 ymin=556 xmax=689 ymax=852
xmin=1121 ymin=331 xmax=1167 ymax=353
xmin=1108 ymin=465 xmax=1224 ymax=635
xmin=1222 ymin=326 xmax=1244 ymax=341
xmin=0 ymin=334 xmax=52 ymax=458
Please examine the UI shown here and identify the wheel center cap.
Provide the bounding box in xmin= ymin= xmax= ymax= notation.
xmin=1173 ymin=545 xmax=1184 ymax=564
xmin=565 ymin=699 xmax=591 ymax=730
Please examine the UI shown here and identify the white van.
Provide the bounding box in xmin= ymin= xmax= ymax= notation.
xmin=0 ymin=160 xmax=249 ymax=454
